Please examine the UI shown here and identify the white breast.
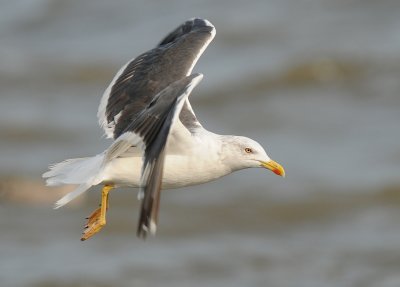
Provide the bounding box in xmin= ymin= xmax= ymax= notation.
xmin=101 ymin=135 xmax=231 ymax=189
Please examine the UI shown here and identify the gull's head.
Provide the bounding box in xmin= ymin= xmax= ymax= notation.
xmin=221 ymin=136 xmax=285 ymax=177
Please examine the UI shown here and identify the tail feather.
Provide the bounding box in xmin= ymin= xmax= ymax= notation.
xmin=43 ymin=154 xmax=105 ymax=208
xmin=54 ymin=183 xmax=92 ymax=209
xmin=44 ymin=158 xmax=85 ymax=186
xmin=43 ymin=154 xmax=104 ymax=186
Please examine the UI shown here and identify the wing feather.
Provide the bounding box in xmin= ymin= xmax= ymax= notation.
xmin=103 ymin=74 xmax=203 ymax=238
xmin=97 ymin=18 xmax=215 ymax=139
xmin=131 ymin=74 xmax=203 ymax=238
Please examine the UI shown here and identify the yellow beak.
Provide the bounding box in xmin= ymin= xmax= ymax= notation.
xmin=260 ymin=160 xmax=285 ymax=177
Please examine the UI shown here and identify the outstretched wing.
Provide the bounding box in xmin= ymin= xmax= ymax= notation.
xmin=136 ymin=74 xmax=203 ymax=238
xmin=102 ymin=74 xmax=203 ymax=238
xmin=97 ymin=18 xmax=215 ymax=139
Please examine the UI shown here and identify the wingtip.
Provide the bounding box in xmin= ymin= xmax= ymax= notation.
xmin=187 ymin=18 xmax=215 ymax=29
xmin=149 ymin=220 xmax=157 ymax=235
xmin=191 ymin=73 xmax=204 ymax=82
xmin=137 ymin=219 xmax=158 ymax=239
xmin=186 ymin=73 xmax=203 ymax=89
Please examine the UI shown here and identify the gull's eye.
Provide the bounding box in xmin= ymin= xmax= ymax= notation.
xmin=244 ymin=147 xmax=253 ymax=154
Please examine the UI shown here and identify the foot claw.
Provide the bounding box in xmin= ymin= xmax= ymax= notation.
xmin=81 ymin=207 xmax=106 ymax=241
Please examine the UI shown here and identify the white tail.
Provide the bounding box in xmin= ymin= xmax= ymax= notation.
xmin=43 ymin=154 xmax=105 ymax=209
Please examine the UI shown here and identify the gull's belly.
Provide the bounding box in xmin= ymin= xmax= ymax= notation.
xmin=102 ymin=155 xmax=229 ymax=189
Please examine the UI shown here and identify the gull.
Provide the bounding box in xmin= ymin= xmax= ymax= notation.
xmin=43 ymin=18 xmax=285 ymax=240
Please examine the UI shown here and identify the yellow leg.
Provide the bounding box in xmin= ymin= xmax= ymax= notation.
xmin=81 ymin=184 xmax=113 ymax=241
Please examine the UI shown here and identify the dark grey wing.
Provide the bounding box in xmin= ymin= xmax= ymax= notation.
xmin=97 ymin=18 xmax=215 ymax=139
xmin=126 ymin=74 xmax=203 ymax=238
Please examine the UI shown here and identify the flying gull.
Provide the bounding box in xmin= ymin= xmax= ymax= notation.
xmin=43 ymin=18 xmax=285 ymax=240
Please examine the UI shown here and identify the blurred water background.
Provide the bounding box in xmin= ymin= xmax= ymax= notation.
xmin=1 ymin=1 xmax=400 ymax=286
